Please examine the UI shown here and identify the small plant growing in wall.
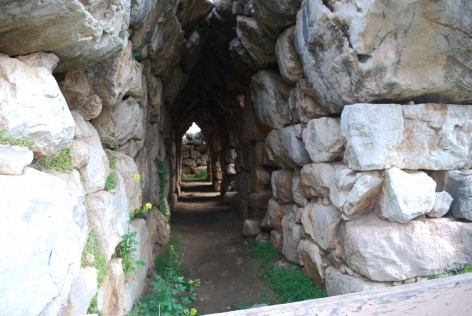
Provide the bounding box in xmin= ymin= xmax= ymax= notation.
xmin=34 ymin=148 xmax=73 ymax=173
xmin=156 ymin=159 xmax=170 ymax=222
xmin=105 ymin=173 xmax=117 ymax=191
xmin=81 ymin=230 xmax=108 ymax=287
xmin=130 ymin=202 xmax=152 ymax=220
xmin=0 ymin=129 xmax=33 ymax=148
xmin=114 ymin=231 xmax=145 ymax=279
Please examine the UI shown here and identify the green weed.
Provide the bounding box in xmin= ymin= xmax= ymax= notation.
xmin=87 ymin=295 xmax=98 ymax=314
xmin=0 ymin=129 xmax=33 ymax=148
xmin=34 ymin=148 xmax=73 ymax=173
xmin=105 ymin=174 xmax=117 ymax=191
xmin=249 ymin=241 xmax=278 ymax=266
xmin=265 ymin=264 xmax=327 ymax=302
xmin=181 ymin=170 xmax=208 ymax=181
xmin=114 ymin=231 xmax=145 ymax=279
xmin=81 ymin=230 xmax=108 ymax=287
xmin=156 ymin=160 xmax=170 ymax=222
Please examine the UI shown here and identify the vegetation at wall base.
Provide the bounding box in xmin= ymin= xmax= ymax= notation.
xmin=427 ymin=263 xmax=472 ymax=280
xmin=114 ymin=231 xmax=145 ymax=279
xmin=249 ymin=241 xmax=327 ymax=304
xmin=34 ymin=148 xmax=73 ymax=173
xmin=129 ymin=233 xmax=200 ymax=316
xmin=181 ymin=170 xmax=208 ymax=181
xmin=0 ymin=129 xmax=33 ymax=148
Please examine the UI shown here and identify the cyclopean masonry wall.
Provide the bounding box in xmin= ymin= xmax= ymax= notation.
xmin=0 ymin=0 xmax=470 ymax=315
xmin=181 ymin=132 xmax=209 ymax=175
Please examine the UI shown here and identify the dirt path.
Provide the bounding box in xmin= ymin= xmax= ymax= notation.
xmin=172 ymin=181 xmax=279 ymax=315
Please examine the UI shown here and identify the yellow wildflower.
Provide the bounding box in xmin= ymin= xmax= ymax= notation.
xmin=133 ymin=173 xmax=141 ymax=182
xmin=144 ymin=202 xmax=152 ymax=210
xmin=190 ymin=308 xmax=197 ymax=316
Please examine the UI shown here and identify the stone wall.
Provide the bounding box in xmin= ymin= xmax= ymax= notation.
xmin=181 ymin=132 xmax=209 ymax=175
xmin=0 ymin=0 xmax=470 ymax=313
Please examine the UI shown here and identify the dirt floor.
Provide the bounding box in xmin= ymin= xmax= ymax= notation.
xmin=172 ymin=181 xmax=280 ymax=315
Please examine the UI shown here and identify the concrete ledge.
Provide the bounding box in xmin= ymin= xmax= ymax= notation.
xmin=206 ymin=273 xmax=472 ymax=315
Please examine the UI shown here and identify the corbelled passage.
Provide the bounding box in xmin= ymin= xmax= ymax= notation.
xmin=0 ymin=0 xmax=471 ymax=315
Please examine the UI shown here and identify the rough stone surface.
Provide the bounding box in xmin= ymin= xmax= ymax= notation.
xmin=271 ymin=170 xmax=294 ymax=204
xmin=427 ymin=192 xmax=453 ymax=218
xmin=93 ymin=97 xmax=145 ymax=148
xmin=124 ymin=219 xmax=150 ymax=312
xmin=0 ymin=168 xmax=84 ymax=316
xmin=282 ymin=214 xmax=303 ymax=263
xmin=66 ymin=267 xmax=98 ymax=316
xmin=446 ymin=170 xmax=472 ymax=221
xmin=248 ymin=190 xmax=272 ymax=209
xmin=301 ymin=203 xmax=341 ymax=250
xmin=0 ymin=53 xmax=75 ymax=156
xmin=292 ymin=169 xmax=305 ymax=206
xmin=85 ymin=172 xmax=129 ymax=259
xmin=298 ymin=239 xmax=328 ymax=288
xmin=261 ymin=199 xmax=293 ymax=231
xmin=251 ymin=70 xmax=292 ymax=129
xmin=266 ymin=125 xmax=311 ymax=168
xmin=276 ymin=26 xmax=303 ymax=84
xmin=342 ymin=215 xmax=472 ymax=281
xmin=236 ymin=16 xmax=277 ymax=68
xmin=330 ymin=166 xmax=383 ymax=219
xmin=289 ymin=79 xmax=330 ymax=123
xmin=325 ymin=267 xmax=392 ymax=296
xmin=341 ymin=103 xmax=472 ymax=171
xmin=0 ymin=1 xmax=130 ymax=71
xmin=99 ymin=259 xmax=125 ymax=316
xmin=301 ymin=163 xmax=338 ymax=198
xmin=242 ymin=219 xmax=262 ymax=237
xmin=74 ymin=115 xmax=109 ymax=194
xmin=379 ymin=168 xmax=436 ymax=224
xmin=271 ymin=230 xmax=283 ymax=254
xmin=250 ymin=166 xmax=271 ymax=192
xmin=303 ymin=117 xmax=344 ymax=163
xmin=110 ymin=150 xmax=143 ymax=211
xmin=295 ymin=0 xmax=472 ymax=113
xmin=0 ymin=145 xmax=33 ymax=175
xmin=252 ymin=0 xmax=302 ymax=38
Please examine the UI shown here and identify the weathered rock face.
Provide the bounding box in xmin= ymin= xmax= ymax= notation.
xmin=298 ymin=239 xmax=328 ymax=288
xmin=0 ymin=0 xmax=130 ymax=71
xmin=276 ymin=27 xmax=303 ymax=84
xmin=99 ymin=259 xmax=125 ymax=316
xmin=66 ymin=267 xmax=98 ymax=316
xmin=251 ymin=70 xmax=292 ymax=129
xmin=302 ymin=117 xmax=343 ymax=163
xmin=325 ymin=267 xmax=392 ymax=297
xmin=266 ymin=125 xmax=311 ymax=168
xmin=301 ymin=203 xmax=341 ymax=251
xmin=379 ymin=168 xmax=436 ymax=224
xmin=271 ymin=170 xmax=294 ymax=204
xmin=0 ymin=145 xmax=33 ymax=175
xmin=282 ymin=214 xmax=303 ymax=263
xmin=301 ymin=163 xmax=338 ymax=199
xmin=295 ymin=0 xmax=472 ymax=113
xmin=0 ymin=168 xmax=85 ymax=316
xmin=342 ymin=215 xmax=472 ymax=281
xmin=252 ymin=0 xmax=302 ymax=38
xmin=446 ymin=170 xmax=472 ymax=221
xmin=0 ymin=53 xmax=75 ymax=156
xmin=341 ymin=103 xmax=472 ymax=171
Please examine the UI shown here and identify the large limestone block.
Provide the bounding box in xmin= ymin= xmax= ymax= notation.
xmin=276 ymin=27 xmax=303 ymax=84
xmin=282 ymin=214 xmax=303 ymax=264
xmin=446 ymin=170 xmax=472 ymax=221
xmin=0 ymin=168 xmax=84 ymax=316
xmin=242 ymin=219 xmax=262 ymax=237
xmin=66 ymin=267 xmax=98 ymax=316
xmin=0 ymin=145 xmax=33 ymax=175
xmin=177 ymin=0 xmax=214 ymax=32
xmin=85 ymin=172 xmax=129 ymax=259
xmin=295 ymin=0 xmax=472 ymax=113
xmin=350 ymin=104 xmax=472 ymax=171
xmin=298 ymin=240 xmax=328 ymax=288
xmin=130 ymin=0 xmax=154 ymax=28
xmin=330 ymin=165 xmax=383 ymax=219
xmin=124 ymin=219 xmax=150 ymax=312
xmin=292 ymin=169 xmax=305 ymax=206
xmin=289 ymin=79 xmax=330 ymax=123
xmin=379 ymin=168 xmax=436 ymax=224
xmin=255 ymin=142 xmax=278 ymax=167
xmin=271 ymin=170 xmax=294 ymax=204
xmin=342 ymin=215 xmax=472 ymax=281
xmin=303 ymin=117 xmax=344 ymax=163
xmin=73 ymin=113 xmax=109 ymax=194
xmin=251 ymin=70 xmax=292 ymax=130
xmin=236 ymin=16 xmax=277 ymax=68
xmin=248 ymin=190 xmax=272 ymax=209
xmin=250 ymin=165 xmax=271 ymax=192
xmin=93 ymin=97 xmax=145 ymax=148
xmin=252 ymin=0 xmax=302 ymax=38
xmin=261 ymin=199 xmax=293 ymax=230
xmin=89 ymin=41 xmax=143 ymax=108
xmin=266 ymin=125 xmax=311 ymax=168
xmin=98 ymin=259 xmax=125 ymax=316
xmin=325 ymin=267 xmax=392 ymax=296
xmin=0 ymin=0 xmax=130 ymax=71
xmin=301 ymin=163 xmax=338 ymax=198
xmin=0 ymin=53 xmax=75 ymax=156
xmin=427 ymin=192 xmax=453 ymax=218
xmin=301 ymin=203 xmax=341 ymax=250
xmin=109 ymin=150 xmax=142 ymax=210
